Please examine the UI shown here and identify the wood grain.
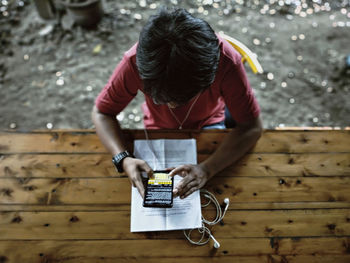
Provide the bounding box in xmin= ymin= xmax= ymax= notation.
xmin=1 ymin=153 xmax=349 ymax=178
xmin=0 ymin=209 xmax=349 ymax=239
xmin=1 ymin=202 xmax=350 ymax=212
xmin=1 ymin=130 xmax=349 ymax=153
xmin=0 ymin=130 xmax=349 ymax=262
xmin=0 ymin=238 xmax=349 ymax=262
xmin=0 ymin=176 xmax=349 ymax=205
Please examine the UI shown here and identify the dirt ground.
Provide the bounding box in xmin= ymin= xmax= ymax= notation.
xmin=0 ymin=0 xmax=349 ymax=131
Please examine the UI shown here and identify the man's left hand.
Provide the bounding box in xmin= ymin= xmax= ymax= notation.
xmin=168 ymin=164 xmax=211 ymax=199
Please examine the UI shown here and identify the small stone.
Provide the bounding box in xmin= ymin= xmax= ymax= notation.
xmin=117 ymin=112 xmax=124 ymax=121
xmin=253 ymin=38 xmax=261 ymax=45
xmin=133 ymin=13 xmax=142 ymax=20
xmin=86 ymin=86 xmax=93 ymax=91
xmin=289 ymin=98 xmax=295 ymax=104
xmin=327 ymin=87 xmax=333 ymax=93
xmin=139 ymin=0 xmax=146 ymax=7
xmin=267 ymin=73 xmax=274 ymax=80
xmin=39 ymin=24 xmax=54 ymax=37
xmin=269 ymin=9 xmax=276 ymax=15
xmin=9 ymin=123 xmax=17 ymax=129
xmin=150 ymin=3 xmax=157 ymax=9
xmin=281 ymin=82 xmax=287 ymax=88
xmin=299 ymin=34 xmax=305 ymax=40
xmin=56 ymin=78 xmax=64 ymax=86
xmin=46 ymin=123 xmax=53 ymax=129
xmin=23 ymin=54 xmax=29 ymax=60
xmin=312 ymin=117 xmax=319 ymax=123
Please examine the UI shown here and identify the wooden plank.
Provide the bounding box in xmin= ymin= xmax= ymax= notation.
xmin=222 ymin=152 xmax=350 ymax=177
xmin=1 ymin=153 xmax=349 ymax=178
xmin=1 ymin=255 xmax=347 ymax=263
xmin=0 ymin=209 xmax=349 ymax=239
xmin=1 ymin=202 xmax=350 ymax=212
xmin=0 ymin=176 xmax=349 ymax=205
xmin=0 ymin=130 xmax=349 ymax=154
xmin=0 ymin=238 xmax=349 ymax=261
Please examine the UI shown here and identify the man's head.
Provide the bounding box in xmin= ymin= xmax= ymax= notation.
xmin=136 ymin=8 xmax=220 ymax=106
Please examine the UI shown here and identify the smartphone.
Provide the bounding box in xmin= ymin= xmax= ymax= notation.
xmin=143 ymin=170 xmax=174 ymax=208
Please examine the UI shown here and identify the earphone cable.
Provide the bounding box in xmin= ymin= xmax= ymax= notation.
xmin=183 ymin=189 xmax=229 ymax=246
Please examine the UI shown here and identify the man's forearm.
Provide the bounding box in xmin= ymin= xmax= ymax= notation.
xmin=91 ymin=106 xmax=127 ymax=156
xmin=201 ymin=117 xmax=263 ymax=178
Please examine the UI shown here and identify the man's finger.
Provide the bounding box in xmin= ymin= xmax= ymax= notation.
xmin=168 ymin=165 xmax=188 ymax=177
xmin=181 ymin=187 xmax=197 ymax=199
xmin=134 ymin=178 xmax=145 ymax=198
xmin=165 ymin=167 xmax=176 ymax=172
xmin=179 ymin=180 xmax=198 ymax=196
xmin=174 ymin=176 xmax=195 ymax=197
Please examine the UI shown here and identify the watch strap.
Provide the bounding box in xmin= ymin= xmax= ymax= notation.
xmin=112 ymin=150 xmax=134 ymax=173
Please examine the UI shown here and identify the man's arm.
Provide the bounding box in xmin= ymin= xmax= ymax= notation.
xmin=169 ymin=116 xmax=263 ymax=199
xmin=91 ymin=105 xmax=152 ymax=197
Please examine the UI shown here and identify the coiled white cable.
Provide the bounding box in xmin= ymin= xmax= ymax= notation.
xmin=183 ymin=189 xmax=229 ymax=247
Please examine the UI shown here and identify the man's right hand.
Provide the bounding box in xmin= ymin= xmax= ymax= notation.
xmin=122 ymin=157 xmax=153 ymax=198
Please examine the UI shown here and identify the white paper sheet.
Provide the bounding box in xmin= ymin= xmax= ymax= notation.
xmin=130 ymin=139 xmax=202 ymax=232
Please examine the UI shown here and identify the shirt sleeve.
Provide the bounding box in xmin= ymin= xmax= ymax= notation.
xmin=95 ymin=55 xmax=141 ymax=116
xmin=221 ymin=59 xmax=261 ymax=124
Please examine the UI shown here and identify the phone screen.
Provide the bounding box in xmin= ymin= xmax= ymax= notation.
xmin=143 ymin=171 xmax=174 ymax=208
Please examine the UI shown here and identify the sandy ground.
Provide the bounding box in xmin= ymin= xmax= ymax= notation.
xmin=0 ymin=0 xmax=349 ymax=131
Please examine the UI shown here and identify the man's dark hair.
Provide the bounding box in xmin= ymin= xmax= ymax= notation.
xmin=136 ymin=8 xmax=220 ymax=105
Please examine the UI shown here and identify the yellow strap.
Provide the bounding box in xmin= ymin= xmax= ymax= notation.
xmin=219 ymin=32 xmax=264 ymax=74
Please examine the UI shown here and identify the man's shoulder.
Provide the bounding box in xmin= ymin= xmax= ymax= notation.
xmin=217 ymin=34 xmax=242 ymax=66
xmin=123 ymin=43 xmax=138 ymax=64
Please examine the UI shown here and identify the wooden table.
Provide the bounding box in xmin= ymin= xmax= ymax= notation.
xmin=0 ymin=129 xmax=349 ymax=262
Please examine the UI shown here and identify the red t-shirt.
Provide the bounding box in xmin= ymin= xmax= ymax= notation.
xmin=95 ymin=35 xmax=260 ymax=129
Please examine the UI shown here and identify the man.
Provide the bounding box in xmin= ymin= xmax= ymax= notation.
xmin=92 ymin=8 xmax=263 ymax=200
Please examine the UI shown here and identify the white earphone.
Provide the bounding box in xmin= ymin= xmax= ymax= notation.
xmin=224 ymin=198 xmax=230 ymax=212
xmin=210 ymin=233 xmax=220 ymax=248
xmin=184 ymin=190 xmax=230 ymax=249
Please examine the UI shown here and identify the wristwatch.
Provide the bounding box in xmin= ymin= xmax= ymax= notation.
xmin=112 ymin=150 xmax=134 ymax=173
